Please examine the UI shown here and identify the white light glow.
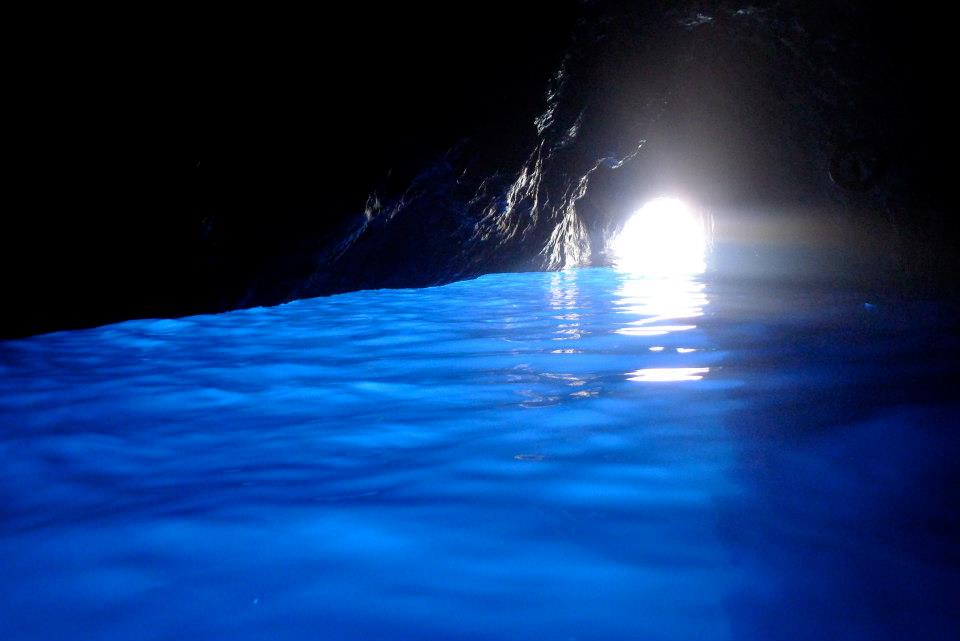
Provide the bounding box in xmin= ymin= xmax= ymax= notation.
xmin=626 ymin=367 xmax=710 ymax=382
xmin=612 ymin=277 xmax=708 ymax=338
xmin=612 ymin=197 xmax=707 ymax=274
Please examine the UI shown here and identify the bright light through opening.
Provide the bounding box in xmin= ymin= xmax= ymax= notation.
xmin=612 ymin=197 xmax=707 ymax=274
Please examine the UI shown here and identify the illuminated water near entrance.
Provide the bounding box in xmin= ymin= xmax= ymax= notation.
xmin=1 ymin=267 xmax=958 ymax=640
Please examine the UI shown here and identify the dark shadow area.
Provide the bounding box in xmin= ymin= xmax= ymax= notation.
xmin=704 ymin=278 xmax=960 ymax=640
xmin=4 ymin=1 xmax=957 ymax=337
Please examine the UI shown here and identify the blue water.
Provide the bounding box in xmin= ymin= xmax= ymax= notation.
xmin=1 ymin=267 xmax=958 ymax=640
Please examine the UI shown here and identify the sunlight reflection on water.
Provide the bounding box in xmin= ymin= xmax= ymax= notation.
xmin=614 ymin=271 xmax=709 ymax=381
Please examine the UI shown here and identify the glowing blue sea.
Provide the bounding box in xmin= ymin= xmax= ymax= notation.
xmin=1 ymin=267 xmax=958 ymax=640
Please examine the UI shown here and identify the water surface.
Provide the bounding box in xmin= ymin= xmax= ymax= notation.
xmin=1 ymin=267 xmax=957 ymax=640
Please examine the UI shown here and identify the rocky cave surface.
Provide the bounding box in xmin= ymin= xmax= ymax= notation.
xmin=4 ymin=1 xmax=955 ymax=337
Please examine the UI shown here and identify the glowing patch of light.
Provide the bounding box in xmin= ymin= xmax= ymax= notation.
xmin=613 ymin=277 xmax=707 ymax=338
xmin=617 ymin=324 xmax=697 ymax=337
xmin=549 ymin=270 xmax=583 ymax=343
xmin=627 ymin=367 xmax=710 ymax=382
xmin=612 ymin=197 xmax=707 ymax=275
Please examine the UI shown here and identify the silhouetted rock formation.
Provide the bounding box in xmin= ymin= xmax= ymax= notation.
xmin=3 ymin=1 xmax=955 ymax=337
